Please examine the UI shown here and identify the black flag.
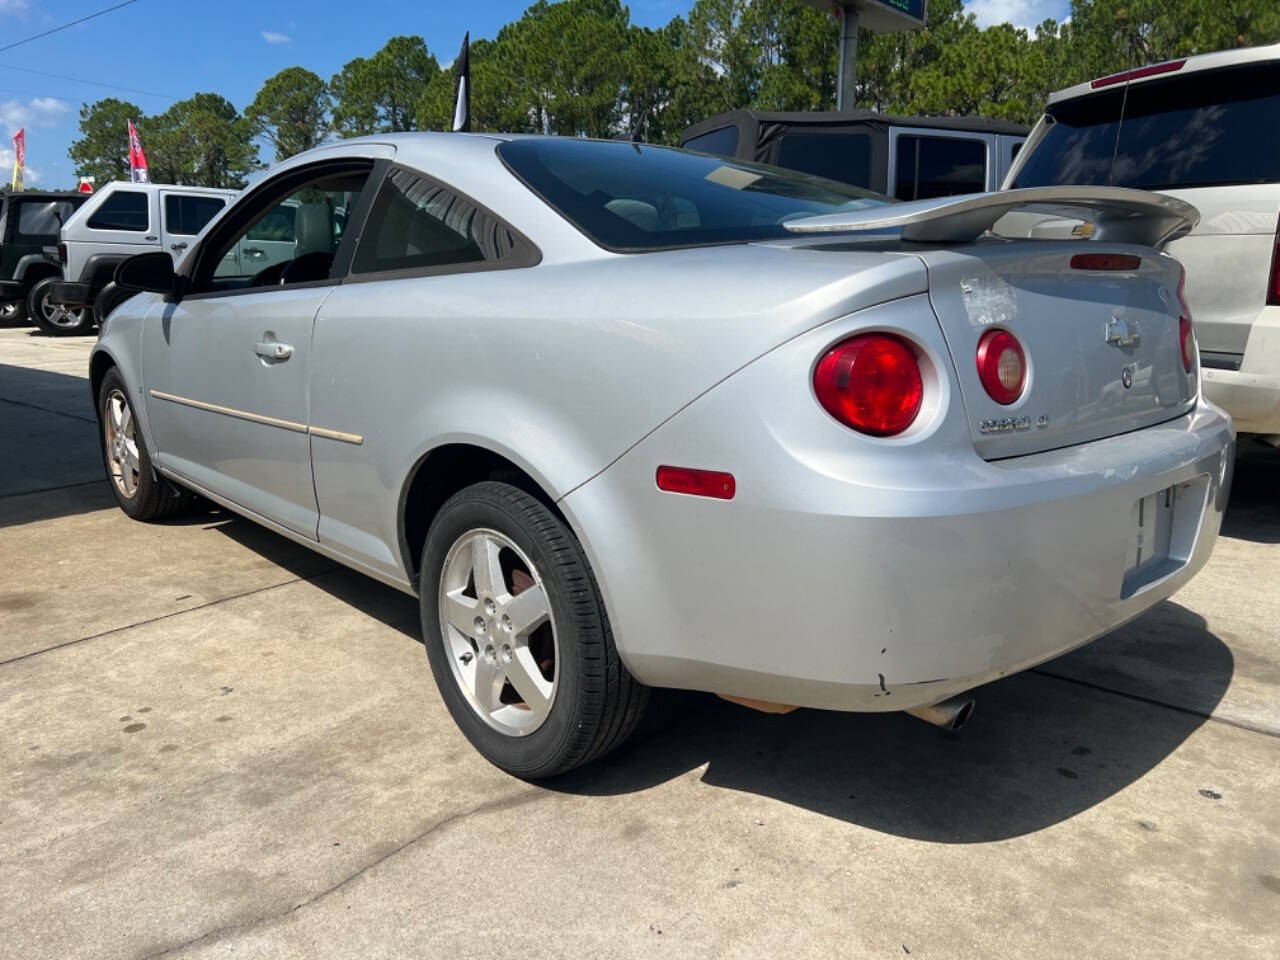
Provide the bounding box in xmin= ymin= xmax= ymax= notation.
xmin=452 ymin=32 xmax=470 ymax=132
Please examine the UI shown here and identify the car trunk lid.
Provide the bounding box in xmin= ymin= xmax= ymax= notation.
xmin=917 ymin=242 xmax=1195 ymax=459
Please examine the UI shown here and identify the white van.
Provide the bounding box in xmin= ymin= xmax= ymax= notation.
xmin=1004 ymin=44 xmax=1280 ymax=442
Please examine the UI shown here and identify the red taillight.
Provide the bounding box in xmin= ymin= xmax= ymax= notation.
xmin=1070 ymin=253 xmax=1141 ymax=271
xmin=1177 ymin=267 xmax=1195 ymax=373
xmin=813 ymin=333 xmax=923 ymax=437
xmin=976 ymin=329 xmax=1027 ymax=405
xmin=655 ymin=466 xmax=735 ymax=500
xmin=1267 ymin=213 xmax=1280 ymax=307
xmin=1090 ymin=59 xmax=1186 ymax=89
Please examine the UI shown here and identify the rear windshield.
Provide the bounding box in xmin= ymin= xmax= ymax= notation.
xmin=16 ymin=199 xmax=82 ymax=240
xmin=1014 ymin=62 xmax=1280 ymax=190
xmin=498 ymin=138 xmax=888 ymax=252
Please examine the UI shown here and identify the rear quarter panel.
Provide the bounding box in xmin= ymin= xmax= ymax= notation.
xmin=306 ymin=245 xmax=927 ymax=584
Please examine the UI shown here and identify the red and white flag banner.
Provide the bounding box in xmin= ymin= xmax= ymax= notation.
xmin=127 ymin=119 xmax=150 ymax=184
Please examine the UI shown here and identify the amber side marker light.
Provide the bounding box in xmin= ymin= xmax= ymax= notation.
xmin=656 ymin=466 xmax=736 ymax=500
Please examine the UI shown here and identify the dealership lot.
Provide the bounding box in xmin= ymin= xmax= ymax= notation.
xmin=1 ymin=327 xmax=1278 ymax=959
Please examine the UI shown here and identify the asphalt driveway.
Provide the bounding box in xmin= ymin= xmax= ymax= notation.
xmin=1 ymin=326 xmax=1278 ymax=959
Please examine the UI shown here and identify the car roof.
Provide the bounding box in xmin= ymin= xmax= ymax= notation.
xmin=1048 ymin=41 xmax=1280 ymax=105
xmin=681 ymin=108 xmax=1029 ymax=143
xmin=6 ymin=190 xmax=87 ymax=200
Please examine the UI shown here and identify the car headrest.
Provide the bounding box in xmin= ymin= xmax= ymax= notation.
xmin=294 ymin=202 xmax=334 ymax=255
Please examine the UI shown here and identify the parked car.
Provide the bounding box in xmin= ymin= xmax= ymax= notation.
xmin=1003 ymin=43 xmax=1280 ymax=443
xmin=680 ymin=109 xmax=1027 ymax=199
xmin=0 ymin=190 xmax=88 ymax=327
xmin=44 ymin=181 xmax=237 ymax=335
xmin=91 ymin=135 xmax=1232 ymax=778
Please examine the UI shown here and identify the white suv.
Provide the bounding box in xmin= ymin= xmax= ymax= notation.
xmin=1004 ymin=43 xmax=1280 ymax=443
xmin=43 ymin=181 xmax=237 ymax=335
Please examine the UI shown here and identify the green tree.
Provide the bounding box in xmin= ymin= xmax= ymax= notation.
xmin=68 ymin=98 xmax=143 ymax=185
xmin=246 ymin=67 xmax=331 ymax=160
xmin=332 ymin=35 xmax=439 ymax=136
xmin=146 ymin=93 xmax=259 ymax=187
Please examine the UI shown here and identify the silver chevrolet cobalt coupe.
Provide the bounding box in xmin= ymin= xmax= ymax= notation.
xmin=92 ymin=134 xmax=1233 ymax=777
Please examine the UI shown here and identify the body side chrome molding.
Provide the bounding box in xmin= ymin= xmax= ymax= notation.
xmin=149 ymin=389 xmax=363 ymax=445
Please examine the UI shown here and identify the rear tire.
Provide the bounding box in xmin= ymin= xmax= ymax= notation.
xmin=29 ymin=276 xmax=93 ymax=336
xmin=94 ymin=282 xmax=135 ymax=328
xmin=420 ymin=481 xmax=648 ymax=779
xmin=97 ymin=367 xmax=194 ymax=520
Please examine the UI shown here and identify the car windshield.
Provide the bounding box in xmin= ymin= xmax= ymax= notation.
xmin=498 ymin=138 xmax=890 ymax=251
xmin=1013 ymin=61 xmax=1280 ymax=191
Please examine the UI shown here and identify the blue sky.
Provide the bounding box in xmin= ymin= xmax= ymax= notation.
xmin=0 ymin=0 xmax=1069 ymax=188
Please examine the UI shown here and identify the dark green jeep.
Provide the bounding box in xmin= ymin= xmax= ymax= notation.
xmin=0 ymin=190 xmax=88 ymax=327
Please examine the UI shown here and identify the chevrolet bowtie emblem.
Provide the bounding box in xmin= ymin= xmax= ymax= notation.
xmin=1105 ymin=316 xmax=1141 ymax=348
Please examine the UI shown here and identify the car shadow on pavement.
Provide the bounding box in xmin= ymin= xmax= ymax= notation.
xmin=546 ymin=601 xmax=1233 ymax=843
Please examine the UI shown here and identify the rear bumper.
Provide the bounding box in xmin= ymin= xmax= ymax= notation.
xmin=47 ymin=281 xmax=91 ymax=308
xmin=565 ymin=397 xmax=1234 ymax=713
xmin=1201 ymin=304 xmax=1280 ymax=434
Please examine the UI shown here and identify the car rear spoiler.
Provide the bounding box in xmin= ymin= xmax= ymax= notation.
xmin=782 ymin=186 xmax=1200 ymax=248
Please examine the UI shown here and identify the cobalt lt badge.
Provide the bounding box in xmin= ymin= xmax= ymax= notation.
xmin=1122 ymin=365 xmax=1135 ymax=389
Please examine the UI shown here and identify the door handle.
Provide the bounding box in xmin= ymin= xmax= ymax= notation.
xmin=171 ymin=241 xmax=188 ymax=252
xmin=145 ymin=235 xmax=158 ymax=242
xmin=254 ymin=340 xmax=293 ymax=361
xmin=243 ymin=247 xmax=265 ymax=257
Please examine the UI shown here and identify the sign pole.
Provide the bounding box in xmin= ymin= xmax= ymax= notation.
xmin=837 ymin=5 xmax=859 ymax=110
xmin=807 ymin=2 xmax=927 ymax=110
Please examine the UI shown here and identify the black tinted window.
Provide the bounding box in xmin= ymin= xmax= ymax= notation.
xmin=88 ymin=191 xmax=148 ymax=232
xmin=1015 ymin=63 xmax=1280 ymax=190
xmin=16 ymin=199 xmax=80 ymax=239
xmin=775 ymin=133 xmax=873 ymax=189
xmin=895 ymin=136 xmax=987 ymax=200
xmin=683 ymin=126 xmax=740 ymax=158
xmin=353 ymin=169 xmax=520 ymax=274
xmin=164 ymin=195 xmax=226 ymax=235
xmin=498 ymin=138 xmax=887 ymax=252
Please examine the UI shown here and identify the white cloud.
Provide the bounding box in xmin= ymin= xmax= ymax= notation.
xmin=261 ymin=30 xmax=292 ymax=45
xmin=0 ymin=145 xmax=41 ymax=185
xmin=0 ymin=97 xmax=70 ymax=133
xmin=966 ymin=0 xmax=1068 ymax=32
xmin=0 ymin=1 xmax=34 ymax=15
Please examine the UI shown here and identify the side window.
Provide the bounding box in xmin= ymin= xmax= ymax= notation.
xmin=191 ymin=167 xmax=368 ymax=295
xmin=895 ymin=136 xmax=987 ymax=200
xmin=352 ymin=169 xmax=521 ymax=275
xmin=16 ymin=200 xmax=78 ymax=239
xmin=164 ymin=195 xmax=226 ymax=236
xmin=682 ymin=126 xmax=740 ymax=158
xmin=87 ymin=191 xmax=149 ymax=232
xmin=775 ymin=133 xmax=873 ymax=189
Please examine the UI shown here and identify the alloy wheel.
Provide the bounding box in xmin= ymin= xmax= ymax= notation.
xmin=104 ymin=388 xmax=140 ymax=499
xmin=40 ymin=292 xmax=87 ymax=329
xmin=438 ymin=528 xmax=559 ymax=737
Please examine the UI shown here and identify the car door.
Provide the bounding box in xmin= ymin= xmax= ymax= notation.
xmin=141 ymin=158 xmax=379 ymax=538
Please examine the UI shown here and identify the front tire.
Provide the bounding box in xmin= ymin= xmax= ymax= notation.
xmin=98 ymin=367 xmax=194 ymax=520
xmin=29 ymin=277 xmax=93 ymax=336
xmin=420 ymin=481 xmax=648 ymax=779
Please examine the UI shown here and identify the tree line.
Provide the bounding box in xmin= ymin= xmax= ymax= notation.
xmin=67 ymin=0 xmax=1280 ymax=188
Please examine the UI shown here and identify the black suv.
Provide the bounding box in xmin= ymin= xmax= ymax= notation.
xmin=0 ymin=190 xmax=88 ymax=328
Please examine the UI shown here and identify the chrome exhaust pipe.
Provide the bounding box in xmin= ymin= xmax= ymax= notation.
xmin=905 ymin=695 xmax=975 ymax=732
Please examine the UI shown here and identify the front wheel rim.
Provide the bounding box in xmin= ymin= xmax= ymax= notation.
xmin=438 ymin=528 xmax=559 ymax=737
xmin=104 ymin=388 xmax=140 ymax=499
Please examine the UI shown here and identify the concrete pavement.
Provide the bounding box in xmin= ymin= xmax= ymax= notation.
xmin=1 ymin=326 xmax=1278 ymax=959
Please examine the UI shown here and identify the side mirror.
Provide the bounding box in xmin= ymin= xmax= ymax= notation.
xmin=115 ymin=252 xmax=179 ymax=299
